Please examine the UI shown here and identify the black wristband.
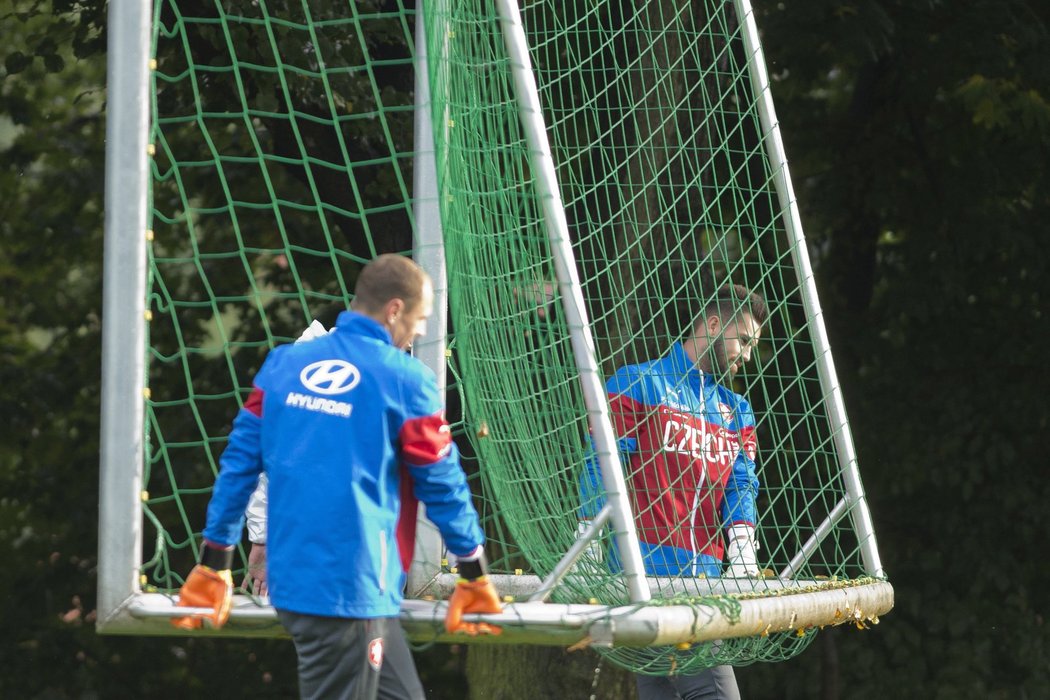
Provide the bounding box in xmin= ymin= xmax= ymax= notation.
xmin=456 ymin=551 xmax=488 ymax=581
xmin=199 ymin=542 xmax=234 ymax=571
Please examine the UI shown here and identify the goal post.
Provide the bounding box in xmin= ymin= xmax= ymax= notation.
xmin=494 ymin=0 xmax=651 ymax=604
xmin=98 ymin=0 xmax=151 ymax=630
xmin=405 ymin=0 xmax=448 ymax=599
xmin=97 ymin=0 xmax=893 ymax=672
xmin=734 ymin=0 xmax=884 ymax=579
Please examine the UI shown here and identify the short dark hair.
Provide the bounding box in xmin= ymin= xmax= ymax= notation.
xmin=697 ymin=284 xmax=768 ymax=330
xmin=353 ymin=254 xmax=428 ymax=313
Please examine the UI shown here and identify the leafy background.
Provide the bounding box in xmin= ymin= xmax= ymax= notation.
xmin=0 ymin=0 xmax=1046 ymax=697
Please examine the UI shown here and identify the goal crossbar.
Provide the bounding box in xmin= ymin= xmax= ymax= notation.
xmin=102 ymin=577 xmax=893 ymax=647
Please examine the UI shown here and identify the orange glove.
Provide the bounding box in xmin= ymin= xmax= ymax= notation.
xmin=444 ymin=576 xmax=503 ymax=636
xmin=171 ymin=564 xmax=233 ymax=630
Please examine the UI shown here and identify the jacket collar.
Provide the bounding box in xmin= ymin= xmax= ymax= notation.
xmin=669 ymin=342 xmax=705 ymax=382
xmin=335 ymin=310 xmax=394 ymax=345
xmin=670 ymin=341 xmax=719 ymax=391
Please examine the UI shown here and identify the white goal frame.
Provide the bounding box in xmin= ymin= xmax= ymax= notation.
xmin=98 ymin=0 xmax=893 ymax=643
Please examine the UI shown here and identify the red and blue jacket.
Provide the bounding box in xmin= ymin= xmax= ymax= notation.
xmin=581 ymin=343 xmax=759 ymax=577
xmin=203 ymin=311 xmax=484 ymax=618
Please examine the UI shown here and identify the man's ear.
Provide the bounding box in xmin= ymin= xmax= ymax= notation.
xmin=383 ymin=298 xmax=405 ymax=323
xmin=705 ymin=314 xmax=722 ymax=338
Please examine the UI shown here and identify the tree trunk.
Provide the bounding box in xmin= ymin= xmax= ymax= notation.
xmin=583 ymin=1 xmax=731 ymax=373
xmin=465 ymin=646 xmax=637 ymax=700
xmin=820 ymin=628 xmax=840 ymax=700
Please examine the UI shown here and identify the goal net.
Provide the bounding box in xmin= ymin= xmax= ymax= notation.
xmin=99 ymin=0 xmax=892 ymax=675
xmin=422 ymin=0 xmax=888 ymax=672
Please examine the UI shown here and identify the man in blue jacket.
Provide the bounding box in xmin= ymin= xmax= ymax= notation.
xmin=173 ymin=254 xmax=501 ymax=700
xmin=581 ymin=284 xmax=768 ymax=700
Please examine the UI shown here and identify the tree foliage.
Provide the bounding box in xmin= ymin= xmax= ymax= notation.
xmin=0 ymin=0 xmax=1047 ymax=697
xmin=739 ymin=2 xmax=1050 ymax=697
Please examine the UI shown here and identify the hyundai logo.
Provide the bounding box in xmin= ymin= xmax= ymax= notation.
xmin=299 ymin=360 xmax=361 ymax=395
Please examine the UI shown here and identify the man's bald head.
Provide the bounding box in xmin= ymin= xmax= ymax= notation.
xmin=351 ymin=254 xmax=434 ymax=350
xmin=353 ymin=254 xmax=428 ymax=315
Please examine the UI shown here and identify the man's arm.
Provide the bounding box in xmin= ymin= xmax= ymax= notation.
xmin=173 ymin=385 xmax=267 ymax=629
xmin=721 ymin=426 xmax=759 ymax=527
xmin=244 ymin=473 xmax=268 ymax=544
xmin=202 ymin=390 xmax=267 ymax=546
xmin=401 ymin=413 xmax=484 ymax=557
xmin=242 ymin=473 xmax=268 ymax=595
xmin=239 ymin=321 xmax=328 ymax=596
xmin=721 ymin=407 xmax=761 ymax=577
xmin=577 ymin=368 xmax=643 ymax=561
xmin=579 ymin=368 xmax=643 ymax=515
xmin=403 ymin=424 xmax=503 ymax=636
xmin=399 ymin=368 xmax=501 ymax=635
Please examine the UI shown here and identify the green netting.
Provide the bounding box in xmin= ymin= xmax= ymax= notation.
xmin=424 ymin=0 xmax=882 ymax=672
xmin=147 ymin=1 xmax=440 ymax=575
xmin=141 ymin=0 xmax=885 ymax=676
xmin=144 ymin=0 xmax=524 ymax=598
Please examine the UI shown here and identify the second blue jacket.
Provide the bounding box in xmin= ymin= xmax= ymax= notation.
xmin=581 ymin=343 xmax=759 ymax=577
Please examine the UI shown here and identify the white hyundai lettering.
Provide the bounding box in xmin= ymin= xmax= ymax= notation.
xmin=285 ymin=392 xmax=354 ymax=418
xmin=300 ymin=360 xmax=361 ymax=395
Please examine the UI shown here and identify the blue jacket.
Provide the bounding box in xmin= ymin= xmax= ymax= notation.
xmin=203 ymin=311 xmax=484 ymax=618
xmin=581 ymin=343 xmax=759 ymax=577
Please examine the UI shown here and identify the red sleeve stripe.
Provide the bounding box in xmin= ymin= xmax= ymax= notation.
xmin=607 ymin=392 xmax=643 ymax=436
xmin=244 ymin=387 xmax=264 ymax=417
xmin=400 ymin=413 xmax=453 ymax=466
xmin=739 ymin=425 xmax=757 ymax=460
xmin=397 ymin=464 xmax=418 ymax=572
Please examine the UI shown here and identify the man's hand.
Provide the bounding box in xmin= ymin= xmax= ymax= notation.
xmin=576 ymin=520 xmax=604 ymax=564
xmin=242 ymin=543 xmax=268 ymax=596
xmin=724 ymin=524 xmax=759 ymax=578
xmin=172 ymin=565 xmax=233 ymax=629
xmin=296 ymin=319 xmax=329 ymax=343
xmin=172 ymin=543 xmax=234 ymax=630
xmin=444 ymin=576 xmax=503 ymax=636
